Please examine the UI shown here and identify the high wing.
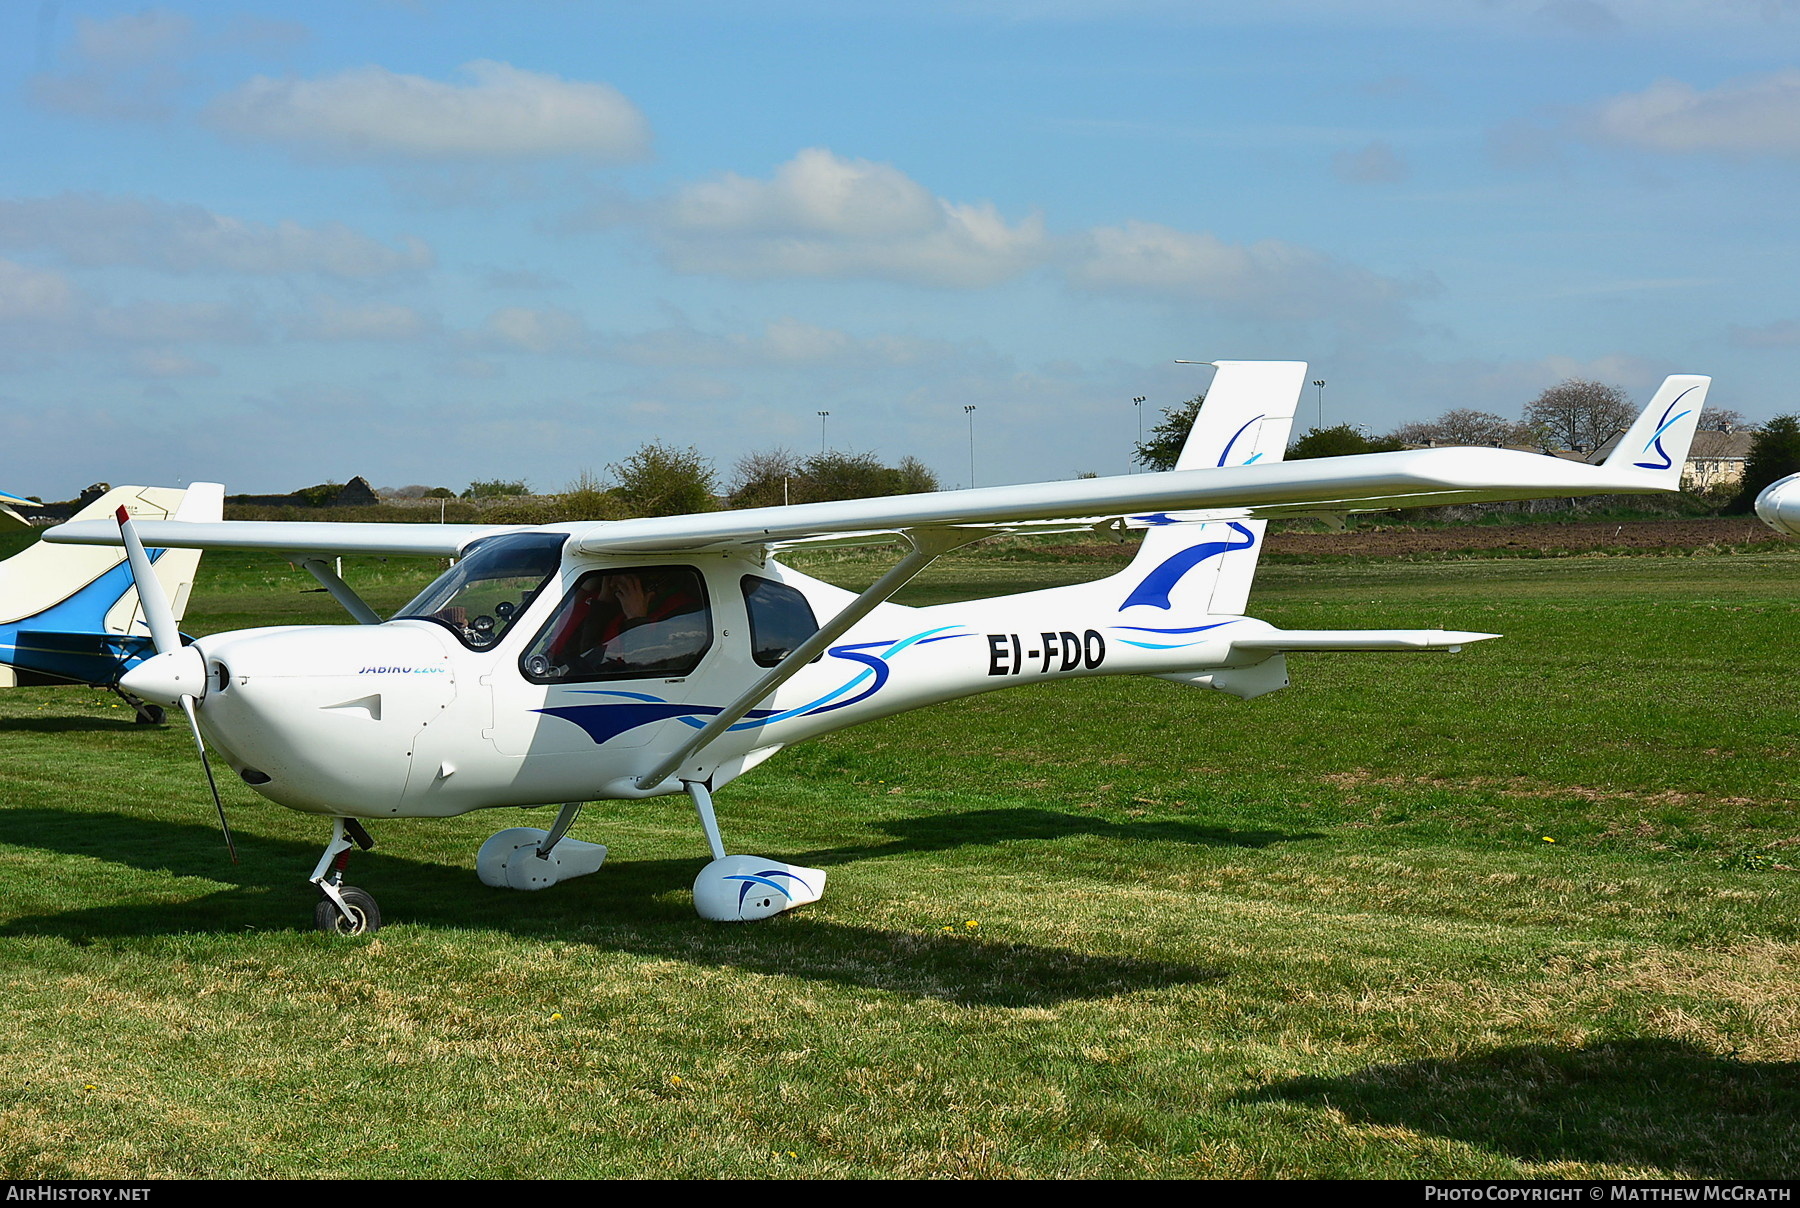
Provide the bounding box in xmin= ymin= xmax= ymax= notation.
xmin=44 ymin=368 xmax=1709 ymax=561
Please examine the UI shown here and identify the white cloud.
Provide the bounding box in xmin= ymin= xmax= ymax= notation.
xmin=0 ymin=260 xmax=78 ymax=322
xmin=91 ymin=300 xmax=263 ymax=345
xmin=1332 ymin=140 xmax=1409 ymax=184
xmin=28 ymin=9 xmax=196 ymax=120
xmin=0 ymin=194 xmax=433 ymax=280
xmin=1729 ymin=319 xmax=1800 ymax=348
xmin=1584 ymin=69 xmax=1800 ymax=156
xmin=1064 ymin=220 xmax=1423 ymax=324
xmin=476 ymin=307 xmax=592 ymax=354
xmin=126 ymin=349 xmax=219 ymax=378
xmin=652 ymin=148 xmax=1048 ymax=288
xmin=207 ymin=61 xmax=651 ymax=162
xmin=289 ymin=298 xmax=434 ymax=342
xmin=71 ymin=9 xmax=196 ymax=64
xmin=609 ymin=316 xmax=1004 ymax=370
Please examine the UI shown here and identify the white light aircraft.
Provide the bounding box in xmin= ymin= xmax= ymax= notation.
xmin=1754 ymin=471 xmax=1800 ymax=536
xmin=45 ymin=363 xmax=1709 ymax=934
xmin=1 ymin=483 xmax=221 ymax=720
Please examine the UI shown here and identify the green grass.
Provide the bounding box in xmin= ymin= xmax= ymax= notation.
xmin=2 ymin=542 xmax=1798 ymax=1177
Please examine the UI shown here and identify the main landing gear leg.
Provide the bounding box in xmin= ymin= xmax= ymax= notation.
xmin=476 ymin=802 xmax=608 ymax=891
xmin=686 ymin=780 xmax=826 ymax=923
xmin=310 ymin=817 xmax=381 ymax=935
xmin=107 ymin=684 xmax=164 ymax=725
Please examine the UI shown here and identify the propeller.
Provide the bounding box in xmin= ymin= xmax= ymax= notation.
xmin=115 ymin=506 xmax=237 ymax=864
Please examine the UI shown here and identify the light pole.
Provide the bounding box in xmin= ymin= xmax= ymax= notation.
xmin=817 ymin=410 xmax=830 ymax=453
xmin=1132 ymin=397 xmax=1146 ymax=471
xmin=964 ymin=405 xmax=977 ymax=488
xmin=1311 ymin=379 xmax=1326 ymax=429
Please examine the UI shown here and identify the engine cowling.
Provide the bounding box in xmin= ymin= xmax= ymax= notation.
xmin=1755 ymin=472 xmax=1800 ymax=537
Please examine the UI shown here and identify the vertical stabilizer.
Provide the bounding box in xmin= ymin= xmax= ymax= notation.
xmin=1601 ymin=375 xmax=1710 ymax=489
xmin=0 ymin=483 xmax=223 ymax=685
xmin=1115 ymin=361 xmax=1305 ymax=618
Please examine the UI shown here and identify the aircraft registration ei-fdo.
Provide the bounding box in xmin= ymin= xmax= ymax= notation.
xmin=44 ymin=361 xmax=1710 ymax=934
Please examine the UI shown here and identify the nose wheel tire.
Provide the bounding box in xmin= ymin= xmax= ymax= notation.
xmin=314 ymin=886 xmax=382 ymax=935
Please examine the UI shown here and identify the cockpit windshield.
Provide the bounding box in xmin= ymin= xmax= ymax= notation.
xmin=393 ymin=532 xmax=567 ymax=650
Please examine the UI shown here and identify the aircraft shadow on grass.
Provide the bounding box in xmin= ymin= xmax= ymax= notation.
xmin=0 ymin=714 xmax=168 ymax=735
xmin=787 ymin=805 xmax=1313 ymax=866
xmin=0 ymin=806 xmax=1304 ymax=1006
xmin=1245 ymin=1039 xmax=1800 ymax=1177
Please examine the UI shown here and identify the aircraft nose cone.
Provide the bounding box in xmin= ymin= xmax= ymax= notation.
xmin=1756 ymin=472 xmax=1800 ymax=537
xmin=120 ymin=645 xmax=208 ymax=707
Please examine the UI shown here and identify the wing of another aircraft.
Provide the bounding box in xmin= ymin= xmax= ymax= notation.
xmin=44 ymin=370 xmax=1710 ymax=562
xmin=0 ymin=489 xmax=35 ymax=531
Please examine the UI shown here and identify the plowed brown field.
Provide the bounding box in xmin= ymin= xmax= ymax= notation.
xmin=1264 ymin=516 xmax=1779 ymax=557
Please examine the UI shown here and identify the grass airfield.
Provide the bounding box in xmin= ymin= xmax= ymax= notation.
xmin=2 ymin=538 xmax=1799 ymax=1179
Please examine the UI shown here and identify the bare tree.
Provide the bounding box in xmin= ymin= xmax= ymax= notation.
xmin=1387 ymin=408 xmax=1535 ymax=448
xmin=1521 ymin=379 xmax=1636 ymax=451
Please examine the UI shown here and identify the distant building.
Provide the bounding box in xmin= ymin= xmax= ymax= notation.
xmin=1587 ymin=429 xmax=1752 ymax=492
xmin=1681 ymin=431 xmax=1754 ymax=492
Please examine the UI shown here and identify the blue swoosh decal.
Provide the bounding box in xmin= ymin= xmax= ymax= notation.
xmin=1119 ymin=522 xmax=1256 ymax=611
xmin=1631 ymin=385 xmax=1702 ymax=471
xmin=1216 ymin=414 xmax=1266 ymax=468
xmin=534 ymin=628 xmax=972 ymax=745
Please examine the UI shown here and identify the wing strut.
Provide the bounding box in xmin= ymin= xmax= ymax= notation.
xmin=297 ymin=558 xmax=382 ymax=625
xmin=634 ymin=526 xmax=993 ymax=792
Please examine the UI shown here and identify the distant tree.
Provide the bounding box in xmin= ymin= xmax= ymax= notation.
xmin=893 ymin=455 xmax=941 ymax=495
xmin=1522 ymin=379 xmax=1636 ymax=451
xmin=424 ymin=486 xmax=456 ymax=499
xmin=1700 ymin=407 xmax=1751 ymax=433
xmin=1387 ymin=408 xmax=1535 ymax=448
xmin=296 ymin=482 xmax=345 ymax=506
xmin=730 ymin=447 xmax=938 ymax=506
xmin=728 ymin=448 xmax=803 ymax=509
xmin=462 ymin=479 xmax=530 ymax=500
xmin=1288 ymin=425 xmax=1404 ymax=460
xmin=794 ymin=450 xmax=909 ymax=503
xmin=609 ymin=442 xmax=717 ymax=517
xmin=559 ymin=469 xmax=628 ymax=521
xmin=1729 ymin=415 xmax=1800 ymax=514
xmin=1133 ymin=396 xmax=1204 ymax=471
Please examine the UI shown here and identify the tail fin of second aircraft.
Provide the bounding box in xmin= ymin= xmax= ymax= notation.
xmin=1111 ymin=361 xmax=1305 ymax=618
xmin=1601 ymin=375 xmax=1710 ymax=488
xmin=0 ymin=483 xmax=223 ymax=686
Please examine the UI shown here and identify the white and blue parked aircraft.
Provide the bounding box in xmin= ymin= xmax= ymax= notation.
xmin=1 ymin=483 xmax=220 ymax=720
xmin=46 ymin=362 xmax=1710 ymax=933
xmin=1754 ymin=471 xmax=1800 ymax=536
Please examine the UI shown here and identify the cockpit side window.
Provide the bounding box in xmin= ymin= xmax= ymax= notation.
xmin=393 ymin=532 xmax=566 ymax=651
xmin=521 ymin=566 xmax=712 ymax=684
xmin=741 ymin=575 xmax=820 ymax=668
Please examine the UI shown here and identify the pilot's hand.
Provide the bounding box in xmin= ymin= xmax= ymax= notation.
xmin=614 ymin=575 xmax=650 ymax=619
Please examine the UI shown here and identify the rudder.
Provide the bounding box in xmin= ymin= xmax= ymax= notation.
xmin=1115 ymin=361 xmax=1304 ymax=618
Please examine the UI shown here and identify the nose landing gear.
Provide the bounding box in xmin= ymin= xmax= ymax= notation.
xmin=309 ymin=817 xmax=381 ymax=935
xmin=314 ymin=885 xmax=381 ymax=935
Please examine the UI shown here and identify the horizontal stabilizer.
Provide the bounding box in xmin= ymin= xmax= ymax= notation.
xmin=1230 ymin=628 xmax=1499 ymax=653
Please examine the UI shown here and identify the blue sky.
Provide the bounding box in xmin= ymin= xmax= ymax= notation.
xmin=2 ymin=0 xmax=1796 ymax=498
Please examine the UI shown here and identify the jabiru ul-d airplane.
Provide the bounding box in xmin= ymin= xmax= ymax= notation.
xmin=44 ymin=362 xmax=1710 ymax=934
